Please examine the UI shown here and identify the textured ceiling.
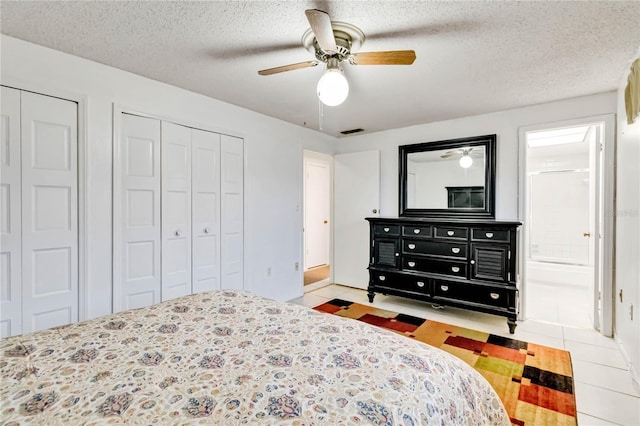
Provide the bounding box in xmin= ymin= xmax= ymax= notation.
xmin=2 ymin=1 xmax=639 ymax=137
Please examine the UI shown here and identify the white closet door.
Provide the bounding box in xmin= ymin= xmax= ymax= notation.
xmin=220 ymin=135 xmax=244 ymax=289
xmin=0 ymin=87 xmax=22 ymax=337
xmin=118 ymin=114 xmax=161 ymax=311
xmin=191 ymin=128 xmax=221 ymax=293
xmin=21 ymin=91 xmax=78 ymax=332
xmin=161 ymin=122 xmax=192 ymax=301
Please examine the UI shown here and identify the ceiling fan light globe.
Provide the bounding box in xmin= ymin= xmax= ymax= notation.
xmin=459 ymin=155 xmax=473 ymax=168
xmin=317 ymin=69 xmax=349 ymax=106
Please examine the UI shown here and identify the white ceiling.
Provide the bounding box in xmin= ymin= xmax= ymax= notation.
xmin=1 ymin=1 xmax=639 ymax=138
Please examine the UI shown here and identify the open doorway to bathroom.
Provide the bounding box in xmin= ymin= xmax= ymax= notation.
xmin=520 ymin=116 xmax=614 ymax=335
xmin=303 ymin=150 xmax=332 ymax=292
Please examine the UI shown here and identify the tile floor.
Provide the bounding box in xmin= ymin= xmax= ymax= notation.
xmin=289 ymin=284 xmax=640 ymax=426
xmin=526 ymin=280 xmax=593 ymax=329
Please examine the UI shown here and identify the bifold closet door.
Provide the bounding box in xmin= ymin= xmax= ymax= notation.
xmin=191 ymin=129 xmax=221 ymax=293
xmin=20 ymin=91 xmax=79 ymax=333
xmin=161 ymin=122 xmax=192 ymax=301
xmin=1 ymin=87 xmax=22 ymax=337
xmin=118 ymin=114 xmax=161 ymax=311
xmin=220 ymin=135 xmax=244 ymax=289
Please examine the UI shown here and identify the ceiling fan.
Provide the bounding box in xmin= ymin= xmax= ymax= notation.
xmin=440 ymin=148 xmax=474 ymax=159
xmin=258 ymin=9 xmax=416 ymax=106
xmin=441 ymin=148 xmax=477 ymax=168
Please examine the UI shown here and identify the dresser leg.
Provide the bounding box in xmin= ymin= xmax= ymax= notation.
xmin=507 ymin=318 xmax=517 ymax=334
xmin=367 ymin=291 xmax=375 ymax=303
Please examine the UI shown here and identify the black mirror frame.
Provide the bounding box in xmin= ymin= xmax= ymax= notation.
xmin=399 ymin=134 xmax=496 ymax=219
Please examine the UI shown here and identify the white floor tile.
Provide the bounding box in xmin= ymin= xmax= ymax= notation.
xmin=287 ymin=293 xmax=329 ymax=308
xmin=303 ymin=279 xmax=332 ymax=293
xmin=513 ymin=318 xmax=565 ymax=340
xmin=574 ymin=381 xmax=640 ymax=426
xmin=572 ymin=360 xmax=640 ymax=397
xmin=576 ymin=412 xmax=620 ymax=425
xmin=564 ymin=340 xmax=628 ymax=369
xmin=563 ymin=326 xmax=619 ymax=349
xmin=308 ymin=284 xmax=351 ymax=299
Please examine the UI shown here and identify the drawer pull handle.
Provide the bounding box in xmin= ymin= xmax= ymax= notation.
xmin=451 ymin=266 xmax=460 ymax=272
xmin=408 ymin=244 xmax=416 ymax=250
xmin=486 ymin=232 xmax=494 ymax=238
xmin=408 ymin=261 xmax=416 ymax=267
xmin=490 ymin=292 xmax=500 ymax=300
xmin=451 ymin=247 xmax=460 ymax=254
xmin=447 ymin=230 xmax=455 ymax=236
xmin=413 ymin=228 xmax=421 ymax=234
xmin=395 ymin=253 xmax=399 ymax=257
xmin=416 ymin=281 xmax=425 ymax=288
xmin=440 ymin=285 xmax=449 ymax=291
xmin=384 ymin=227 xmax=390 ymax=232
xmin=470 ymin=260 xmax=475 ymax=265
xmin=379 ymin=275 xmax=386 ymax=281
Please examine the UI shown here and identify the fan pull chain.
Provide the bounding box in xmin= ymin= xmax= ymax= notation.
xmin=318 ymin=98 xmax=324 ymax=131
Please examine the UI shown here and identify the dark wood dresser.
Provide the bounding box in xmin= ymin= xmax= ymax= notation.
xmin=366 ymin=217 xmax=521 ymax=333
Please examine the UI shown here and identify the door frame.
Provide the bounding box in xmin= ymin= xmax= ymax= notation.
xmin=302 ymin=150 xmax=333 ymax=288
xmin=1 ymin=81 xmax=88 ymax=323
xmin=303 ymin=151 xmax=332 ymax=270
xmin=518 ymin=114 xmax=615 ymax=336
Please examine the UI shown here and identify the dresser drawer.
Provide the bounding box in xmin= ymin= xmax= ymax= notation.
xmin=471 ymin=228 xmax=510 ymax=242
xmin=433 ymin=282 xmax=510 ymax=309
xmin=374 ymin=224 xmax=400 ymax=236
xmin=369 ymin=271 xmax=430 ymax=295
xmin=402 ymin=225 xmax=432 ymax=237
xmin=434 ymin=226 xmax=469 ymax=240
xmin=402 ymin=257 xmax=467 ymax=278
xmin=403 ymin=240 xmax=467 ymax=258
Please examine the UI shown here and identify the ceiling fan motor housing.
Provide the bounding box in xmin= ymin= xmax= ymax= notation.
xmin=302 ymin=22 xmax=365 ymax=64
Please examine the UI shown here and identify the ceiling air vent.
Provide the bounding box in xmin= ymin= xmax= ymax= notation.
xmin=340 ymin=128 xmax=365 ymax=135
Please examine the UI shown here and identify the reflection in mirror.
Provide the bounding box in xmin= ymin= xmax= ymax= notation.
xmin=406 ymin=146 xmax=486 ymax=209
xmin=399 ymin=134 xmax=496 ymax=219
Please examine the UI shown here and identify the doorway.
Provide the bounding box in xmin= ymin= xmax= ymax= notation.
xmin=303 ymin=151 xmax=331 ymax=291
xmin=519 ymin=116 xmax=614 ymax=334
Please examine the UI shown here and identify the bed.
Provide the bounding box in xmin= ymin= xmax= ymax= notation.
xmin=1 ymin=290 xmax=509 ymax=424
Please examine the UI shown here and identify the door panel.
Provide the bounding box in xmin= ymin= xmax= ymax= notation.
xmin=334 ymin=150 xmax=380 ymax=289
xmin=0 ymin=87 xmax=22 ymax=337
xmin=220 ymin=135 xmax=243 ymax=290
xmin=161 ymin=122 xmax=192 ymax=301
xmin=20 ymin=91 xmax=78 ymax=333
xmin=118 ymin=114 xmax=161 ymax=311
xmin=191 ymin=129 xmax=220 ymax=293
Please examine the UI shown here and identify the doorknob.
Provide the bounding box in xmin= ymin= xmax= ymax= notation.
xmin=583 ymin=232 xmax=591 ymax=237
xmin=372 ymin=209 xmax=378 ymax=214
xmin=323 ymin=220 xmax=328 ymax=224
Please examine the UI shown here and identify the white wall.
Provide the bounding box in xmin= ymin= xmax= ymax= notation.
xmin=1 ymin=35 xmax=335 ymax=319
xmin=410 ymin=159 xmax=485 ymax=208
xmin=615 ymin=55 xmax=640 ymax=388
xmin=333 ymin=92 xmax=617 ymax=220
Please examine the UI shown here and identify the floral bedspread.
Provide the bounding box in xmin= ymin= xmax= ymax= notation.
xmin=1 ymin=290 xmax=509 ymax=425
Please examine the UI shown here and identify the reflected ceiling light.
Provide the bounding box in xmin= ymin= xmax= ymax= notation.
xmin=459 ymin=153 xmax=473 ymax=168
xmin=527 ymin=125 xmax=590 ymax=147
xmin=317 ymin=57 xmax=349 ymax=106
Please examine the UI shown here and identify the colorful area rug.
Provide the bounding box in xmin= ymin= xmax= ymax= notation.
xmin=314 ymin=299 xmax=577 ymax=426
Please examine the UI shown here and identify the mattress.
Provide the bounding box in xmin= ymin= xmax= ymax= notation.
xmin=1 ymin=290 xmax=509 ymax=424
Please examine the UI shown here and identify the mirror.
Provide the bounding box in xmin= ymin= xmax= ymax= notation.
xmin=399 ymin=134 xmax=496 ymax=218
